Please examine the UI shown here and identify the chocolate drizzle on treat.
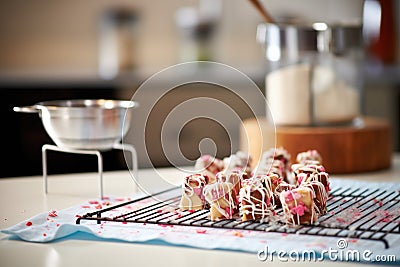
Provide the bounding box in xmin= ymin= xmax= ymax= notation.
xmin=300 ymin=180 xmax=329 ymax=216
xmin=179 ymin=173 xmax=209 ymax=211
xmin=194 ymin=155 xmax=224 ymax=183
xmin=181 ymin=148 xmax=331 ymax=226
xmin=280 ymin=187 xmax=317 ymax=225
xmin=203 ymin=182 xmax=239 ymax=220
xmin=296 ymin=149 xmax=323 ymax=164
xmin=222 ymin=151 xmax=252 ymax=175
xmin=291 ymin=162 xmax=326 ymax=187
xmin=239 ymin=178 xmax=274 ymax=222
xmin=256 ymin=147 xmax=291 ymax=183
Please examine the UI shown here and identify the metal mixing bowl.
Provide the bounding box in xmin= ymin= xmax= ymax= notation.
xmin=14 ymin=99 xmax=138 ymax=151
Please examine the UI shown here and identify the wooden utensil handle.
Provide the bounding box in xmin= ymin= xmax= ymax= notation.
xmin=248 ymin=0 xmax=274 ymax=23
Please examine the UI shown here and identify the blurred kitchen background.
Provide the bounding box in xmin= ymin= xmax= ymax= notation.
xmin=0 ymin=0 xmax=399 ymax=177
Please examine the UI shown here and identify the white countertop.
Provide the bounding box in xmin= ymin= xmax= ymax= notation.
xmin=1 ymin=155 xmax=399 ymax=267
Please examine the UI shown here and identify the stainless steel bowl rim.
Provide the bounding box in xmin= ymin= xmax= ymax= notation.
xmin=34 ymin=99 xmax=138 ymax=111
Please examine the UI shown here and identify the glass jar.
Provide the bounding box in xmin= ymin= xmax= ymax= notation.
xmin=257 ymin=22 xmax=364 ymax=126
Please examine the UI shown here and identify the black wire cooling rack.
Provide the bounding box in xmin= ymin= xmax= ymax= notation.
xmin=76 ymin=185 xmax=400 ymax=249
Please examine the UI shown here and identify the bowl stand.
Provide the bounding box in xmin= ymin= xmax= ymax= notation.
xmin=42 ymin=143 xmax=138 ymax=199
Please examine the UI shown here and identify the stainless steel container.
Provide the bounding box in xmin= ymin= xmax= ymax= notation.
xmin=98 ymin=8 xmax=139 ymax=80
xmin=14 ymin=99 xmax=138 ymax=151
xmin=257 ymin=22 xmax=364 ymax=126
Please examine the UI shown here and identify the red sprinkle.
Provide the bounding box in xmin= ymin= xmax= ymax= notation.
xmin=25 ymin=221 xmax=32 ymax=226
xmin=56 ymin=224 xmax=61 ymax=227
xmin=43 ymin=233 xmax=47 ymax=237
xmin=48 ymin=210 xmax=57 ymax=217
xmin=336 ymin=218 xmax=346 ymax=223
xmin=196 ymin=229 xmax=207 ymax=234
xmin=89 ymin=200 xmax=99 ymax=204
xmin=158 ymin=224 xmax=174 ymax=228
xmin=188 ymin=210 xmax=195 ymax=213
xmin=95 ymin=204 xmax=103 ymax=209
xmin=373 ymin=199 xmax=383 ymax=207
xmin=383 ymin=211 xmax=391 ymax=216
xmin=81 ymin=205 xmax=91 ymax=209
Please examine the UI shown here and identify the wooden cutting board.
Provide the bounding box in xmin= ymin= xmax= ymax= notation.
xmin=240 ymin=117 xmax=392 ymax=174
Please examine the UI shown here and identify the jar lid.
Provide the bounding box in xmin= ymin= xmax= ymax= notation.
xmin=257 ymin=22 xmax=364 ymax=61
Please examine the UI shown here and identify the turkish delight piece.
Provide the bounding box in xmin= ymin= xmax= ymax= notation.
xmin=194 ymin=155 xmax=224 ymax=183
xmin=239 ymin=179 xmax=274 ymax=222
xmin=280 ymin=187 xmax=317 ymax=225
xmin=179 ymin=173 xmax=209 ymax=211
xmin=203 ymin=182 xmax=238 ymax=221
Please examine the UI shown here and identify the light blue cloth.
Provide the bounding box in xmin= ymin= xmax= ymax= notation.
xmin=2 ymin=179 xmax=400 ymax=265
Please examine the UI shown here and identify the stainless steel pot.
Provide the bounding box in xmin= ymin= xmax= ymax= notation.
xmin=14 ymin=99 xmax=138 ymax=151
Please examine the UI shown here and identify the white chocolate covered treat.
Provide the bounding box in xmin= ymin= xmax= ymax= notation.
xmin=304 ymin=171 xmax=330 ymax=195
xmin=280 ymin=187 xmax=317 ymax=225
xmin=255 ymin=158 xmax=284 ymax=176
xmin=300 ymin=180 xmax=329 ymax=216
xmin=179 ymin=173 xmax=209 ymax=211
xmin=274 ymin=181 xmax=295 ymax=207
xmin=239 ymin=178 xmax=274 ymax=222
xmin=262 ymin=147 xmax=291 ymax=166
xmin=296 ymin=150 xmax=323 ymax=164
xmin=291 ymin=162 xmax=326 ymax=187
xmin=194 ymin=155 xmax=224 ymax=183
xmin=183 ymin=147 xmax=331 ymax=225
xmin=259 ymin=173 xmax=291 ymax=207
xmin=216 ymin=171 xmax=245 ymax=199
xmin=203 ymin=182 xmax=238 ymax=221
xmin=223 ymin=151 xmax=252 ymax=175
xmin=258 ymin=147 xmax=291 ymax=181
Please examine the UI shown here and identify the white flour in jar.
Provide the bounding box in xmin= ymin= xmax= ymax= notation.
xmin=266 ymin=64 xmax=311 ymax=125
xmin=266 ymin=64 xmax=359 ymax=125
